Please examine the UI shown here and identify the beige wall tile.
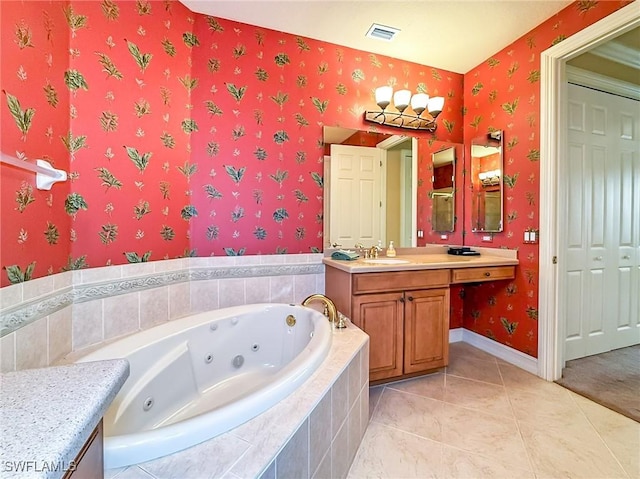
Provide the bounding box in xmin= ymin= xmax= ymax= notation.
xmin=219 ymin=278 xmax=246 ymax=308
xmin=0 ymin=332 xmax=16 ymax=373
xmin=140 ymin=286 xmax=169 ymax=329
xmin=22 ymin=275 xmax=54 ymax=301
xmin=191 ymin=280 xmax=219 ymax=313
xmin=72 ymin=300 xmax=104 ymax=351
xmin=244 ymin=277 xmax=270 ymax=304
xmin=309 ymin=392 xmax=332 ymax=474
xmin=293 ymin=274 xmax=317 ymax=303
xmin=48 ymin=306 xmax=72 ymax=365
xmin=0 ymin=283 xmax=22 ymax=310
xmin=270 ymin=276 xmax=294 ymax=303
xmin=81 ymin=265 xmax=122 ymax=284
xmin=121 ymin=262 xmax=155 ymax=278
xmin=15 ymin=316 xmax=48 ymax=370
xmin=169 ymin=282 xmax=191 ymax=320
xmin=103 ymin=292 xmax=140 ymax=340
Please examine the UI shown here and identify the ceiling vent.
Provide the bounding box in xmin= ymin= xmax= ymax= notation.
xmin=366 ymin=23 xmax=400 ymax=42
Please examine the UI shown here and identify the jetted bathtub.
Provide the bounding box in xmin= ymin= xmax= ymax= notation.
xmin=78 ymin=303 xmax=332 ymax=469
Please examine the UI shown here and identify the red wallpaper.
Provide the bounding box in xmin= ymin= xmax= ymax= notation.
xmin=1 ymin=0 xmax=463 ymax=284
xmin=461 ymin=0 xmax=630 ymax=356
xmin=1 ymin=1 xmax=72 ymax=282
xmin=1 ymin=0 xmax=628 ymax=360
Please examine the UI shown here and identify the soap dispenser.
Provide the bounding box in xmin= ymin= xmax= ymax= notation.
xmin=386 ymin=241 xmax=396 ymax=257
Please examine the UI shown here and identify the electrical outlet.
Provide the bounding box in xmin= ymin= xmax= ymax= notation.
xmin=482 ymin=235 xmax=493 ymax=242
xmin=440 ymin=234 xmax=448 ymax=240
xmin=417 ymin=230 xmax=424 ymax=238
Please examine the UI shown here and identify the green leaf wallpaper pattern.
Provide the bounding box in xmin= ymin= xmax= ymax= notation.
xmin=1 ymin=0 xmax=626 ymax=359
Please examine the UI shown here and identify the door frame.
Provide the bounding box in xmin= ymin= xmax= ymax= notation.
xmin=377 ymin=135 xmax=418 ymax=247
xmin=538 ymin=2 xmax=640 ymax=381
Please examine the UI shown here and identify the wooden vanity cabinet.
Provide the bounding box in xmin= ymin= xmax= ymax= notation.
xmin=326 ymin=267 xmax=450 ymax=383
xmin=64 ymin=420 xmax=103 ymax=479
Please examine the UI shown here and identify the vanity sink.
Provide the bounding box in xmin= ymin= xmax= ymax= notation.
xmin=363 ymin=258 xmax=411 ymax=264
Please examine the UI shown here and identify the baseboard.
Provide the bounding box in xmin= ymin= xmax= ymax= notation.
xmin=449 ymin=328 xmax=464 ymax=343
xmin=449 ymin=328 xmax=538 ymax=375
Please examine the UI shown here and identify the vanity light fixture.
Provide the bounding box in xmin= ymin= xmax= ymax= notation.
xmin=364 ymin=86 xmax=445 ymax=131
xmin=479 ymin=169 xmax=501 ymax=186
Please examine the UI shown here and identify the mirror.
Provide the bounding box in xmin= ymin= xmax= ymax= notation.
xmin=471 ymin=131 xmax=503 ymax=232
xmin=430 ymin=147 xmax=455 ymax=232
xmin=323 ymin=126 xmax=416 ymax=249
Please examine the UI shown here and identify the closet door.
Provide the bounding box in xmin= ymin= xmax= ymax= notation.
xmin=563 ymin=83 xmax=639 ymax=360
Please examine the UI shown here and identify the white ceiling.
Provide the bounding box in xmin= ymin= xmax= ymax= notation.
xmin=179 ymin=0 xmax=572 ymax=73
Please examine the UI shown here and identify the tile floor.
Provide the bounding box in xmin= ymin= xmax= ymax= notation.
xmin=349 ymin=342 xmax=639 ymax=479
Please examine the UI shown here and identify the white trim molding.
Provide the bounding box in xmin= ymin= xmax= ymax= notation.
xmin=460 ymin=329 xmax=538 ymax=375
xmin=567 ymin=65 xmax=640 ymax=101
xmin=449 ymin=327 xmax=464 ymax=343
xmin=539 ymin=3 xmax=640 ymax=381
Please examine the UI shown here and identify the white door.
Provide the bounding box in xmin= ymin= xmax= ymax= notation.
xmin=329 ymin=144 xmax=383 ymax=248
xmin=562 ymin=83 xmax=640 ymax=360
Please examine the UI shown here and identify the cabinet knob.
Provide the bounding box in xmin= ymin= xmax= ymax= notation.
xmin=399 ymin=297 xmax=405 ymax=303
xmin=484 ymin=272 xmax=491 ymax=277
xmin=594 ymin=256 xmax=603 ymax=261
xmin=622 ymin=255 xmax=630 ymax=260
xmin=407 ymin=296 xmax=414 ymax=302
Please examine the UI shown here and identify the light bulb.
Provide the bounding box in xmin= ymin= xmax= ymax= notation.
xmin=393 ymin=89 xmax=411 ymax=113
xmin=410 ymin=93 xmax=429 ymax=116
xmin=375 ymin=86 xmax=393 ymax=110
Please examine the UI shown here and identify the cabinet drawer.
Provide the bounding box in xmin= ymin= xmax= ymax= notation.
xmin=353 ymin=269 xmax=450 ymax=294
xmin=451 ymin=266 xmax=515 ymax=284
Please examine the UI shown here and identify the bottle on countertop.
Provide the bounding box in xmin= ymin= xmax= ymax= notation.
xmin=386 ymin=240 xmax=396 ymax=257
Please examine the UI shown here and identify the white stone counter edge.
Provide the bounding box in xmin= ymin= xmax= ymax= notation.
xmin=0 ymin=359 xmax=129 ymax=479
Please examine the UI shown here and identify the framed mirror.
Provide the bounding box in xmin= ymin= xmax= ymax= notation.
xmin=471 ymin=130 xmax=503 ymax=232
xmin=431 ymin=147 xmax=455 ymax=232
xmin=323 ymin=126 xmax=417 ymax=249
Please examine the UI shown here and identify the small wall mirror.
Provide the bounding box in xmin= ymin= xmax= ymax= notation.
xmin=430 ymin=147 xmax=455 ymax=232
xmin=471 ymin=130 xmax=503 ymax=232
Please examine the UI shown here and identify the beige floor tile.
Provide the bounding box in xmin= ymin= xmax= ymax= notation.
xmin=385 ymin=372 xmax=445 ymax=401
xmin=440 ymin=402 xmax=530 ymax=469
xmin=507 ymin=383 xmax=587 ymax=428
xmin=443 ymin=375 xmax=512 ymax=418
xmin=572 ymin=392 xmax=640 ymax=478
xmin=348 ymin=422 xmax=442 ymax=479
xmin=518 ymin=416 xmax=628 ymax=479
xmin=356 ymin=344 xmax=637 ymax=479
xmin=441 ymin=445 xmax=535 ymax=479
xmin=449 ymin=342 xmax=498 ymax=363
xmin=371 ymin=388 xmax=444 ymax=442
xmin=498 ymin=361 xmax=559 ymax=395
xmin=446 ymin=353 xmax=503 ymax=385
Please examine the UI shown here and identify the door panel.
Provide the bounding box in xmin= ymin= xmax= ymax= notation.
xmin=329 ymin=145 xmax=382 ymax=248
xmin=352 ymin=292 xmax=404 ymax=382
xmin=403 ymin=289 xmax=449 ymax=374
xmin=563 ymin=83 xmax=640 ymax=360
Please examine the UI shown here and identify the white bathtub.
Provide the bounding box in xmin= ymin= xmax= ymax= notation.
xmin=78 ymin=303 xmax=332 ymax=469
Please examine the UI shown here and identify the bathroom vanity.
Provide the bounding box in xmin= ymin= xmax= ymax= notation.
xmin=324 ymin=247 xmax=518 ymax=384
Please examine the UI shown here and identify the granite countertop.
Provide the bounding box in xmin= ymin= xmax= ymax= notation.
xmin=322 ymin=246 xmax=518 ymax=273
xmin=0 ymin=360 xmax=129 ymax=479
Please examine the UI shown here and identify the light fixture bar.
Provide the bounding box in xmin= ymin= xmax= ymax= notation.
xmin=363 ymin=110 xmax=438 ymax=131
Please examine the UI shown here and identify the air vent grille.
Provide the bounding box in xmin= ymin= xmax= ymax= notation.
xmin=366 ymin=23 xmax=400 ymax=42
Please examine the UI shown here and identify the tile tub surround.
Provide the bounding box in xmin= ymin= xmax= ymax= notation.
xmin=0 ymin=254 xmax=325 ymax=372
xmin=0 ymin=359 xmax=129 ymax=479
xmin=103 ymin=320 xmax=369 ymax=479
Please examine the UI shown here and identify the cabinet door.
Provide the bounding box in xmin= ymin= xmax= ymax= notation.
xmin=352 ymin=292 xmax=404 ymax=382
xmin=404 ymin=288 xmax=450 ymax=374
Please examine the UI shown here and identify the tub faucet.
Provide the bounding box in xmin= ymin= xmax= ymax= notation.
xmin=301 ymin=294 xmax=345 ymax=328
